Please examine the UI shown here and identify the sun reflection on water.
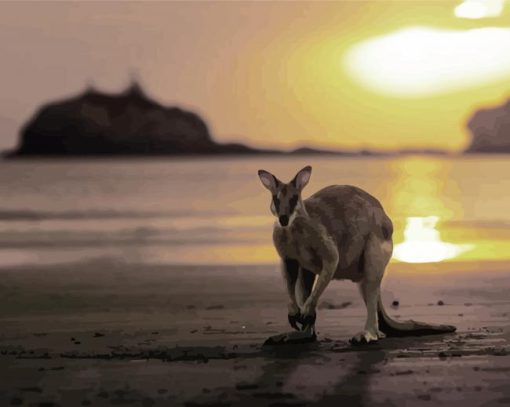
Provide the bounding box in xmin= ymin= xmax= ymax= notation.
xmin=393 ymin=216 xmax=473 ymax=263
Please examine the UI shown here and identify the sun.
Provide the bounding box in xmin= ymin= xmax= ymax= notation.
xmin=344 ymin=26 xmax=510 ymax=97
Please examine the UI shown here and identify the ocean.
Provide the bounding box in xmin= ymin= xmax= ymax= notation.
xmin=0 ymin=155 xmax=509 ymax=267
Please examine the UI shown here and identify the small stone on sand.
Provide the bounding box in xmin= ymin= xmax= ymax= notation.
xmin=206 ymin=305 xmax=225 ymax=310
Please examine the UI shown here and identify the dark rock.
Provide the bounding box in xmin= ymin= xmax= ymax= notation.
xmin=394 ymin=370 xmax=414 ymax=375
xmin=236 ymin=383 xmax=259 ymax=390
xmin=93 ymin=332 xmax=105 ymax=338
xmin=437 ymin=300 xmax=445 ymax=306
xmin=391 ymin=300 xmax=400 ymax=308
xmin=466 ymin=99 xmax=510 ymax=153
xmin=8 ymin=82 xmax=276 ymax=157
xmin=206 ymin=305 xmax=225 ymax=310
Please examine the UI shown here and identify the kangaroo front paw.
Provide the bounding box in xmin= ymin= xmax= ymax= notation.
xmin=349 ymin=330 xmax=380 ymax=345
xmin=288 ymin=312 xmax=316 ymax=331
xmin=288 ymin=313 xmax=301 ymax=331
xmin=299 ymin=312 xmax=316 ymax=328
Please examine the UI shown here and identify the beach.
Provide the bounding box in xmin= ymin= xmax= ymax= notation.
xmin=1 ymin=259 xmax=509 ymax=406
xmin=1 ymin=156 xmax=509 ymax=406
xmin=3 ymin=0 xmax=510 ymax=404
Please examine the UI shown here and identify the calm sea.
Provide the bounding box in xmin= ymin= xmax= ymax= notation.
xmin=0 ymin=156 xmax=509 ymax=267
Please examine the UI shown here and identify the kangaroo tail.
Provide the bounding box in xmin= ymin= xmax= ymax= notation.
xmin=377 ymin=297 xmax=456 ymax=337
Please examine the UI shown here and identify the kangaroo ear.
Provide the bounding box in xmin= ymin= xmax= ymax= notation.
xmin=258 ymin=170 xmax=279 ymax=192
xmin=292 ymin=166 xmax=312 ymax=190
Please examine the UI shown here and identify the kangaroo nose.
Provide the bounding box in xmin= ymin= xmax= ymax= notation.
xmin=279 ymin=215 xmax=289 ymax=226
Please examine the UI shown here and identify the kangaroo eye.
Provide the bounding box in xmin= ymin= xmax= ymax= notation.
xmin=289 ymin=195 xmax=298 ymax=212
xmin=272 ymin=195 xmax=280 ymax=211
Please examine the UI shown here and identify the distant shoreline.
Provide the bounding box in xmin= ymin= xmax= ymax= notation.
xmin=5 ymin=150 xmax=509 ymax=161
xmin=2 ymin=147 xmax=458 ymax=160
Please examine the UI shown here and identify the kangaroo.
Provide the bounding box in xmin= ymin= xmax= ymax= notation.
xmin=258 ymin=165 xmax=456 ymax=345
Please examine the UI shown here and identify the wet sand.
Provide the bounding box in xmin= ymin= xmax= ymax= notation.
xmin=1 ymin=260 xmax=509 ymax=406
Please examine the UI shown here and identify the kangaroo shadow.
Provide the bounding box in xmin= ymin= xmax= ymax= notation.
xmin=241 ymin=332 xmax=446 ymax=406
xmin=313 ymin=347 xmax=387 ymax=406
xmin=235 ymin=341 xmax=388 ymax=406
xmin=183 ymin=332 xmax=455 ymax=406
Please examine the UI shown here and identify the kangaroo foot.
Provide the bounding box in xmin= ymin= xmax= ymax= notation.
xmin=349 ymin=330 xmax=382 ymax=345
xmin=377 ymin=329 xmax=386 ymax=339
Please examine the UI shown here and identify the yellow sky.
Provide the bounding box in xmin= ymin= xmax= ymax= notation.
xmin=1 ymin=1 xmax=510 ymax=152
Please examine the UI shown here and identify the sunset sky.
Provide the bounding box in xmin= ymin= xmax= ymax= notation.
xmin=1 ymin=0 xmax=510 ymax=152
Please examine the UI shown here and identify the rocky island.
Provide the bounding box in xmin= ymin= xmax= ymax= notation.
xmin=7 ymin=83 xmax=277 ymax=157
xmin=466 ymin=99 xmax=510 ymax=153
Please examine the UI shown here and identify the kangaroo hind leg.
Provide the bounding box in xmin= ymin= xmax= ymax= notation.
xmin=350 ymin=234 xmax=392 ymax=345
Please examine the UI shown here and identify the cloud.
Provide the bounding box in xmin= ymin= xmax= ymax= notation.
xmin=454 ymin=0 xmax=505 ymax=19
xmin=344 ymin=26 xmax=510 ymax=97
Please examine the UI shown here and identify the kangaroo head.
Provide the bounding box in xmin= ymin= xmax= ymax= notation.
xmin=257 ymin=166 xmax=312 ymax=227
